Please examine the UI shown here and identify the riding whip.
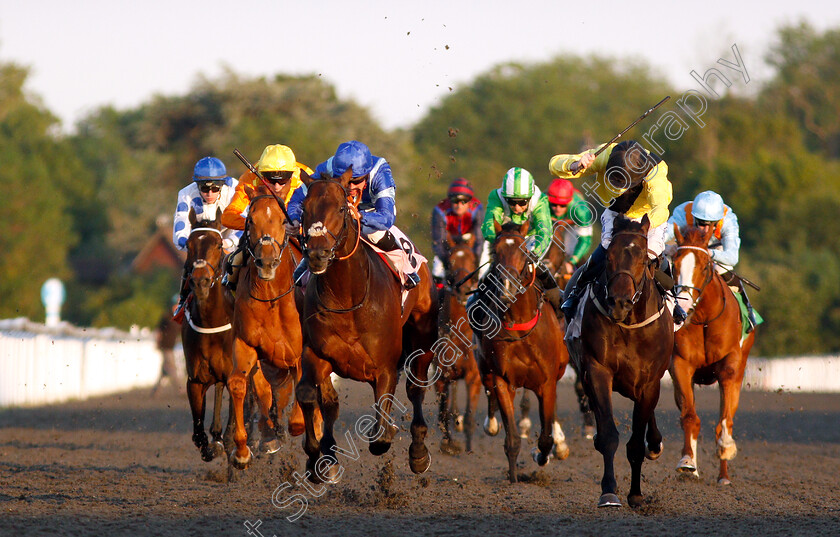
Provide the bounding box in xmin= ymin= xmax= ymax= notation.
xmin=714 ymin=261 xmax=761 ymax=291
xmin=233 ymin=148 xmax=293 ymax=224
xmin=591 ymin=96 xmax=671 ymax=159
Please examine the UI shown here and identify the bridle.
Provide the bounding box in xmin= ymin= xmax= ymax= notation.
xmin=188 ymin=226 xmax=224 ymax=288
xmin=674 ymin=245 xmax=727 ymax=325
xmin=605 ymin=230 xmax=655 ymax=308
xmin=243 ymin=195 xmax=294 ymax=302
xmin=489 ymin=232 xmax=541 ymax=339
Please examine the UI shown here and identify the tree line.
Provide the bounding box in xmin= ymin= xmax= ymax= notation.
xmin=2 ymin=22 xmax=837 ymax=357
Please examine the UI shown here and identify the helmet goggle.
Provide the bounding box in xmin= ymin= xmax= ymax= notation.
xmin=261 ymin=170 xmax=294 ymax=184
xmin=449 ymin=195 xmax=471 ymax=205
xmin=695 ymin=218 xmax=716 ymax=227
xmin=506 ymin=197 xmax=529 ymax=208
xmin=198 ymin=180 xmax=224 ymax=193
xmin=347 ymin=174 xmax=370 ymax=186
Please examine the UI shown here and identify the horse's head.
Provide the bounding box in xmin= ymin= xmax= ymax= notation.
xmin=299 ymin=168 xmax=359 ymax=274
xmin=605 ymin=214 xmax=656 ymax=322
xmin=489 ymin=220 xmax=537 ymax=307
xmin=186 ymin=207 xmax=224 ymax=301
xmin=244 ymin=184 xmax=289 ymax=280
xmin=672 ymin=223 xmax=716 ymax=320
xmin=445 ymin=233 xmax=477 ymax=300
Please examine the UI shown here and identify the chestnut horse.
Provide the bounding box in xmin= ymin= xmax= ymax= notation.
xmin=671 ymin=225 xmax=756 ymax=485
xmin=474 ymin=221 xmax=570 ymax=483
xmin=435 ymin=234 xmax=482 ymax=454
xmin=295 ymin=170 xmax=438 ymax=482
xmin=564 ymin=214 xmax=672 ymax=508
xmin=182 ymin=208 xmax=236 ymax=461
xmin=227 ymin=185 xmax=309 ymax=469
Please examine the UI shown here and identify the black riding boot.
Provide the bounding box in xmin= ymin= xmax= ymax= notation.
xmin=740 ymin=282 xmax=757 ymax=333
xmin=536 ymin=262 xmax=562 ymax=314
xmin=657 ymin=257 xmax=687 ymax=324
xmin=561 ymin=245 xmax=606 ymax=320
xmin=173 ymin=271 xmax=190 ymax=323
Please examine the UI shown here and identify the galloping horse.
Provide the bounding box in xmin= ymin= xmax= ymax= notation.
xmin=227 ymin=185 xmax=309 ymax=469
xmin=671 ymin=225 xmax=756 ymax=485
xmin=182 ymin=208 xmax=236 ymax=462
xmin=565 ymin=214 xmax=672 ymax=508
xmin=435 ymin=234 xmax=482 ymax=454
xmin=475 ymin=221 xmax=570 ymax=483
xmin=295 ymin=169 xmax=438 ymax=481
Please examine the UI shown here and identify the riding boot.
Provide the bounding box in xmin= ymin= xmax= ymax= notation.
xmin=373 ymin=229 xmax=420 ymax=290
xmin=293 ymin=257 xmax=309 ymax=286
xmin=561 ymin=245 xmax=606 ymax=320
xmin=172 ymin=271 xmax=190 ymax=324
xmin=739 ymin=282 xmax=757 ymax=333
xmin=656 ymin=257 xmax=687 ymax=324
xmin=222 ymin=248 xmax=244 ymax=292
xmin=535 ymin=262 xmax=562 ymax=315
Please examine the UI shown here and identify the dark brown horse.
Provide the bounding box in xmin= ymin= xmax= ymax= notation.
xmin=295 ymin=169 xmax=438 ymax=482
xmin=474 ymin=221 xmax=570 ymax=483
xmin=227 ymin=185 xmax=311 ymax=469
xmin=435 ymin=234 xmax=482 ymax=454
xmin=671 ymin=225 xmax=756 ymax=485
xmin=182 ymin=208 xmax=236 ymax=462
xmin=565 ymin=214 xmax=672 ymax=508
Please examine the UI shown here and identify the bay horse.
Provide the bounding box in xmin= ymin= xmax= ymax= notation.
xmin=182 ymin=208 xmax=236 ymax=462
xmin=295 ymin=169 xmax=438 ymax=482
xmin=564 ymin=214 xmax=672 ymax=508
xmin=671 ymin=224 xmax=756 ymax=485
xmin=525 ymin=218 xmax=596 ymax=440
xmin=227 ymin=184 xmax=311 ymax=469
xmin=474 ymin=220 xmax=570 ymax=483
xmin=435 ymin=234 xmax=482 ymax=454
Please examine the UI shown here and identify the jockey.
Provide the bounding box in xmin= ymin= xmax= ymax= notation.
xmin=665 ymin=190 xmax=758 ymax=332
xmin=172 ymin=156 xmax=240 ymax=319
xmin=546 ymin=178 xmax=596 ymax=272
xmin=289 ymin=140 xmax=422 ymax=289
xmin=221 ymin=144 xmax=312 ymax=291
xmin=548 ymin=140 xmax=686 ymax=324
xmin=478 ymin=167 xmax=564 ymax=313
xmin=430 ymin=178 xmax=484 ymax=284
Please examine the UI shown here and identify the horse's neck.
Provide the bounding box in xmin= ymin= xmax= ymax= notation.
xmin=315 ymin=241 xmax=372 ymax=305
xmin=194 ymin=285 xmax=230 ymax=324
xmin=694 ymin=270 xmax=726 ymax=321
xmin=247 ymin=247 xmax=294 ymax=295
xmin=503 ymin=286 xmax=540 ymax=322
xmin=626 ymin=278 xmax=662 ymax=324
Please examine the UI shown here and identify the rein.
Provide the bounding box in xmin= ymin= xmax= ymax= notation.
xmin=185 ymin=226 xmax=230 ymax=332
xmin=244 ymin=195 xmax=295 ymax=302
xmin=675 ymin=245 xmax=727 ymax=326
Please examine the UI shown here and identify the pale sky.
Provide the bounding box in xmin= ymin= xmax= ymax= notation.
xmin=1 ymin=1 xmax=838 ymax=132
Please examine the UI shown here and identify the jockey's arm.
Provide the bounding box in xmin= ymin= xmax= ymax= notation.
xmin=481 ymin=192 xmax=505 ymax=245
xmin=220 ymin=172 xmax=256 ymax=231
xmin=430 ymin=206 xmax=448 ymax=261
xmin=172 ymin=185 xmax=195 ymax=250
xmin=530 ymin=195 xmax=553 ymax=259
xmin=548 ymin=143 xmax=612 ymax=179
xmin=471 ymin=203 xmax=486 ymax=258
xmin=569 ymin=228 xmax=593 ymax=266
xmin=711 ymin=212 xmax=741 ymax=267
xmin=285 ymin=185 xmax=307 ymax=229
xmin=359 ymin=167 xmax=396 ymax=234
xmin=643 ymin=168 xmax=673 ymax=228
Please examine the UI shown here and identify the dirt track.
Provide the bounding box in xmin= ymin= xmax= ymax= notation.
xmin=1 ymin=379 xmax=839 ymax=536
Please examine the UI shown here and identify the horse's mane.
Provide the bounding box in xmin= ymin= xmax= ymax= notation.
xmin=679 ymin=226 xmax=708 ymax=246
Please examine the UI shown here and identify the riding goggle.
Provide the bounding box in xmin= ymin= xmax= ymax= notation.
xmin=550 ymin=202 xmax=569 ymax=209
xmin=261 ymin=171 xmax=294 ymax=184
xmin=449 ymin=196 xmax=471 ymax=205
xmin=347 ymin=174 xmax=370 ymax=186
xmin=506 ymin=198 xmax=529 ymax=208
xmin=198 ymin=182 xmax=223 ymax=193
xmin=695 ymin=219 xmax=716 ymax=227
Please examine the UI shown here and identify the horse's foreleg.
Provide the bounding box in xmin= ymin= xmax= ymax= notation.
xmin=252 ymin=363 xmax=281 ymax=454
xmin=227 ymin=338 xmax=257 ymax=469
xmin=288 ymin=367 xmax=306 ymax=437
xmin=626 ymin=383 xmax=661 ymax=508
xmin=531 ymin=389 xmax=555 ymax=466
xmin=207 ymin=381 xmax=225 ymax=459
xmin=571 ymin=362 xmax=595 ymax=439
xmin=671 ymin=357 xmax=700 ymax=477
xmin=716 ymin=358 xmax=744 ymax=485
xmin=464 ymin=364 xmax=482 ymax=453
xmin=518 ymin=391 xmax=532 ymax=439
xmin=437 ymin=380 xmax=461 ymax=455
xmin=315 ymin=364 xmax=340 ymax=483
xmin=495 ymin=378 xmax=520 ymax=483
xmin=406 ymin=350 xmax=433 ymax=474
xmin=296 ymin=347 xmax=335 ymax=484
xmin=586 ymin=364 xmax=620 ymax=507
xmin=187 ymin=379 xmax=212 ymax=461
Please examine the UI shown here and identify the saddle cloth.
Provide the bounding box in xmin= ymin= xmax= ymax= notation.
xmin=363 ymin=233 xmax=427 ymax=309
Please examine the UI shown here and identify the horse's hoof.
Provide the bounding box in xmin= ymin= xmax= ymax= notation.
xmin=598 ymin=493 xmax=622 ymax=508
xmin=717 ymin=477 xmax=732 ymax=486
xmin=676 ymin=455 xmax=697 ymax=474
xmin=718 ymin=443 xmax=737 ymax=461
xmin=583 ymin=425 xmax=596 ymax=440
xmin=518 ymin=417 xmax=532 ymax=438
xmin=646 ymin=441 xmax=664 ymax=461
xmin=627 ymin=493 xmax=645 ymax=508
xmin=229 ymin=447 xmax=253 ymax=470
xmin=369 ymin=440 xmax=392 ymax=456
xmin=454 ymin=415 xmax=465 ymax=432
xmin=553 ymin=441 xmax=570 ymax=461
xmin=439 ymin=439 xmax=462 ymax=456
xmin=210 ymin=440 xmax=225 ymax=459
xmin=288 ymin=423 xmax=305 ymax=437
xmin=200 ymin=447 xmax=215 ymax=463
xmin=531 ymin=447 xmax=551 ymax=466
xmin=483 ymin=416 xmax=500 ymax=436
xmin=409 ymin=451 xmax=432 ymax=474
xmin=260 ymin=438 xmax=282 ymax=455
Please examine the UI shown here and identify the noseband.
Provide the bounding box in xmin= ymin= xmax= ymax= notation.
xmin=245 ymin=195 xmax=290 ymax=269
xmin=674 ymin=245 xmax=726 ymax=324
xmin=606 ymin=230 xmax=655 ymax=307
xmin=188 ymin=227 xmax=224 ymax=287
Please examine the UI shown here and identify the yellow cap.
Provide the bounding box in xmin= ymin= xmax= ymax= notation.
xmin=256 ymin=144 xmax=298 ymax=173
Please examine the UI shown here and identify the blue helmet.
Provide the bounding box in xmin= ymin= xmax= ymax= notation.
xmin=332 ymin=141 xmax=373 ymax=178
xmin=692 ymin=190 xmax=725 ymax=222
xmin=193 ymin=157 xmax=227 ymax=182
